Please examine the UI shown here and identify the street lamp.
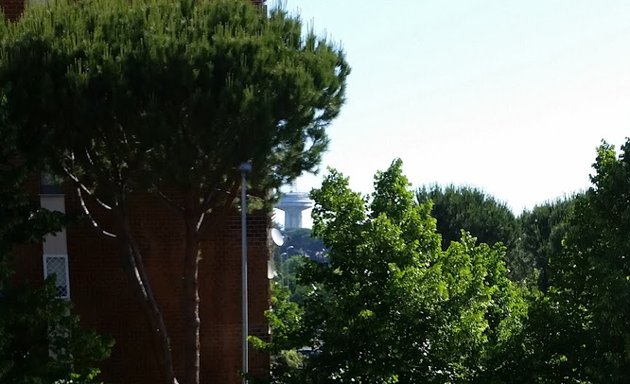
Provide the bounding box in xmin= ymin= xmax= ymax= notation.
xmin=239 ymin=161 xmax=252 ymax=384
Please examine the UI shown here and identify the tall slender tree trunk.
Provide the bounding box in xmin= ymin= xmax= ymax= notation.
xmin=118 ymin=214 xmax=179 ymax=384
xmin=183 ymin=194 xmax=201 ymax=384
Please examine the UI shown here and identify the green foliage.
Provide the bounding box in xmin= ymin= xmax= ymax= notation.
xmin=416 ymin=185 xmax=518 ymax=251
xmin=0 ymin=185 xmax=112 ymax=384
xmin=515 ymin=198 xmax=575 ymax=291
xmin=0 ymin=94 xmax=64 ymax=259
xmin=250 ymin=282 xmax=305 ymax=384
xmin=296 ymin=160 xmax=526 ymax=383
xmin=494 ymin=140 xmax=630 ymax=383
xmin=262 ymin=229 xmax=325 ymax=383
xmin=542 ymin=140 xmax=630 ymax=383
xmin=0 ymin=0 xmax=349 ymax=205
xmin=275 ymin=254 xmax=309 ymax=304
xmin=416 ymin=186 xmax=523 ymax=280
xmin=275 ymin=228 xmax=325 ymax=304
xmin=0 ymin=276 xmax=113 ymax=384
xmin=258 ymin=282 xmax=304 ymax=353
xmin=263 ymin=144 xmax=630 ymax=383
xmin=0 ymin=187 xmax=112 ymax=384
xmin=0 ymin=172 xmax=112 ymax=383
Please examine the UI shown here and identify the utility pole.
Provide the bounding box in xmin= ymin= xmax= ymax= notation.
xmin=239 ymin=162 xmax=252 ymax=384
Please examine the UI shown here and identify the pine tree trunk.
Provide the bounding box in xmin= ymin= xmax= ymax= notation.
xmin=119 ymin=220 xmax=179 ymax=384
xmin=183 ymin=197 xmax=201 ymax=384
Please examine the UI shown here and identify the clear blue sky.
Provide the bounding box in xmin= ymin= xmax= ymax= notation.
xmin=271 ymin=0 xmax=630 ymax=222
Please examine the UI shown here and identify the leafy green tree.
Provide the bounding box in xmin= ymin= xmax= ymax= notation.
xmin=474 ymin=289 xmax=575 ymax=384
xmin=0 ymin=1 xmax=348 ymax=383
xmin=515 ymin=198 xmax=575 ymax=291
xmin=261 ymin=229 xmax=325 ymax=383
xmin=416 ymin=185 xmax=518 ymax=251
xmin=274 ymin=254 xmax=309 ymax=304
xmin=497 ymin=140 xmax=630 ymax=384
xmin=295 ymin=160 xmax=526 ymax=383
xmin=275 ymin=228 xmax=326 ymax=304
xmin=251 ymin=281 xmax=306 ymax=384
xmin=416 ymin=186 xmax=525 ymax=280
xmin=543 ymin=140 xmax=630 ymax=383
xmin=0 ymin=275 xmax=113 ymax=384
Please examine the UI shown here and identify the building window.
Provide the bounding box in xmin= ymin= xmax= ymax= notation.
xmin=40 ymin=173 xmax=64 ymax=195
xmin=43 ymin=254 xmax=70 ymax=299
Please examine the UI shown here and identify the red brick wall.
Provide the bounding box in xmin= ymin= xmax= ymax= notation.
xmin=62 ymin=191 xmax=270 ymax=384
xmin=10 ymin=176 xmax=43 ymax=287
xmin=0 ymin=0 xmax=24 ymax=21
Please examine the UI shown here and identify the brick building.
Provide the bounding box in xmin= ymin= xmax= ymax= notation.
xmin=2 ymin=0 xmax=271 ymax=383
xmin=0 ymin=0 xmax=21 ymax=20
xmin=15 ymin=184 xmax=271 ymax=383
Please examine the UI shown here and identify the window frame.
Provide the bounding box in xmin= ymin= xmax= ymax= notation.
xmin=43 ymin=254 xmax=71 ymax=300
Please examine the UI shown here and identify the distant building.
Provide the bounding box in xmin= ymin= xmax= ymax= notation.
xmin=276 ymin=192 xmax=313 ymax=229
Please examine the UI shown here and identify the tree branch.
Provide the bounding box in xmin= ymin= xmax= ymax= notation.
xmin=76 ymin=186 xmax=117 ymax=238
xmin=198 ymin=181 xmax=240 ymax=234
xmin=62 ymin=164 xmax=113 ymax=211
xmin=155 ymin=187 xmax=185 ymax=214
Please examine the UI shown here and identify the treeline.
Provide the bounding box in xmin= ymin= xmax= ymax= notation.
xmin=417 ymin=183 xmax=573 ymax=291
xmin=262 ymin=139 xmax=630 ymax=384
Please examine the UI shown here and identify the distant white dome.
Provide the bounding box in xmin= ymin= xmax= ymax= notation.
xmin=276 ymin=192 xmax=313 ymax=229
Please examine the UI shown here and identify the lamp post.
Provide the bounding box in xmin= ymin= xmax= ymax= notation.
xmin=239 ymin=162 xmax=252 ymax=384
